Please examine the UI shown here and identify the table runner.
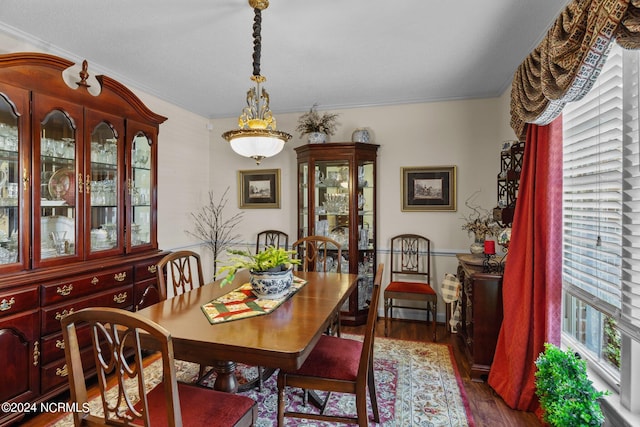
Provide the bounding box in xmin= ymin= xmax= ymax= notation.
xmin=201 ymin=276 xmax=308 ymax=324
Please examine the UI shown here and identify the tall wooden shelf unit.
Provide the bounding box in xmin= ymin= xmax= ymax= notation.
xmin=295 ymin=142 xmax=378 ymax=326
xmin=0 ymin=52 xmax=167 ymax=426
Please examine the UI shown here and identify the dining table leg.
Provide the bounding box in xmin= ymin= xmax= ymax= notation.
xmin=212 ymin=360 xmax=239 ymax=393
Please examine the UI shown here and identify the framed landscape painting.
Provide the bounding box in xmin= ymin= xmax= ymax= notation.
xmin=401 ymin=166 xmax=456 ymax=211
xmin=238 ymin=169 xmax=280 ymax=209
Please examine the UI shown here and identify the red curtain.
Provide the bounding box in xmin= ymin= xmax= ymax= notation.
xmin=487 ymin=119 xmax=563 ymax=413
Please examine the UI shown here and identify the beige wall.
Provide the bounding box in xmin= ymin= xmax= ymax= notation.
xmin=0 ymin=31 xmax=519 ymax=320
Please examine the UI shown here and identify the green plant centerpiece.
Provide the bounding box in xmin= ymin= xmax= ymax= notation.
xmin=219 ymin=247 xmax=301 ymax=299
xmin=535 ymin=343 xmax=609 ymax=427
xmin=296 ymin=103 xmax=340 ymax=144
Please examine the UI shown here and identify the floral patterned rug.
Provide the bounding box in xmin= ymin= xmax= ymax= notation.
xmin=47 ymin=335 xmax=474 ymax=426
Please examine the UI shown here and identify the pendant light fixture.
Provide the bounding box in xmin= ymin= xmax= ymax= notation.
xmin=222 ymin=0 xmax=291 ymax=164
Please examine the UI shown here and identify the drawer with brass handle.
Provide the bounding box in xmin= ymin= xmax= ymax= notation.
xmin=0 ymin=285 xmax=39 ymax=318
xmin=41 ymin=266 xmax=133 ymax=305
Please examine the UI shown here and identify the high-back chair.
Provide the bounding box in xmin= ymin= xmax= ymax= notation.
xmin=60 ymin=307 xmax=257 ymax=427
xmin=384 ymin=234 xmax=437 ymax=341
xmin=293 ymin=235 xmax=343 ymax=336
xmin=156 ymin=250 xmax=205 ymax=300
xmin=277 ymin=264 xmax=384 ymax=427
xmin=292 ymin=235 xmax=342 ymax=273
xmin=155 ymin=250 xmax=209 ymax=381
xmin=256 ymin=229 xmax=289 ymax=252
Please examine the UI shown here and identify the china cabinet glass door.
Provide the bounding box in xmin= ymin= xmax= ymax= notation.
xmin=34 ymin=94 xmax=83 ymax=266
xmin=0 ymin=87 xmax=27 ymax=271
xmin=314 ymin=160 xmax=350 ymax=273
xmin=86 ymin=110 xmax=124 ymax=257
xmin=126 ymin=121 xmax=156 ymax=252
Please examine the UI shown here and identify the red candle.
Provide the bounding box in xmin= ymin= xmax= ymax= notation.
xmin=484 ymin=240 xmax=496 ymax=255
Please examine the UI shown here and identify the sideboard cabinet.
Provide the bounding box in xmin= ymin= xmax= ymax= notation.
xmin=456 ymin=254 xmax=504 ymax=381
xmin=0 ymin=53 xmax=167 ymax=426
xmin=295 ymin=143 xmax=378 ymax=326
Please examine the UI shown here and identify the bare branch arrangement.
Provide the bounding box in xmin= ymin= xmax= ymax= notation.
xmin=185 ymin=187 xmax=244 ymax=280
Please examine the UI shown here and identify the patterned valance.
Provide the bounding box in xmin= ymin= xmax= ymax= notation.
xmin=511 ymin=0 xmax=640 ymax=140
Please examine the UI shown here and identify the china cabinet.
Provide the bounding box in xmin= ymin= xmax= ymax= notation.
xmin=0 ymin=52 xmax=167 ymax=426
xmin=295 ymin=142 xmax=378 ymax=325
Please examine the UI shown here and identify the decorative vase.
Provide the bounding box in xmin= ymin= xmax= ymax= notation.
xmin=470 ymin=234 xmax=485 ymax=255
xmin=351 ymin=128 xmax=372 ymax=143
xmin=250 ymin=266 xmax=293 ymax=299
xmin=307 ymin=132 xmax=327 ymax=144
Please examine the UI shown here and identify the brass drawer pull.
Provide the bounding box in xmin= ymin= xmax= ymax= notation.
xmin=114 ymin=272 xmax=127 ymax=282
xmin=147 ymin=265 xmax=157 ymax=274
xmin=56 ymin=284 xmax=73 ymax=296
xmin=0 ymin=297 xmax=15 ymax=311
xmin=91 ymin=277 xmax=99 ymax=285
xmin=56 ymin=364 xmax=68 ymax=377
xmin=33 ymin=341 xmax=40 ymax=366
xmin=55 ymin=308 xmax=74 ymax=321
xmin=113 ymin=292 xmax=127 ymax=304
xmin=55 ymin=340 xmax=65 ymax=350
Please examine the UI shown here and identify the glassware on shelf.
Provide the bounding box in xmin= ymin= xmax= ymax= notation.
xmin=50 ymin=231 xmax=68 ymax=255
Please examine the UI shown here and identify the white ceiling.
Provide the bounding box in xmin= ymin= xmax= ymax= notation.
xmin=0 ymin=0 xmax=570 ymax=119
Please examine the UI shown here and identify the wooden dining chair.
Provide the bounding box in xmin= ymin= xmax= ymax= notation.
xmin=155 ymin=250 xmax=210 ymax=381
xmin=292 ymin=235 xmax=342 ymax=274
xmin=384 ymin=234 xmax=437 ymax=341
xmin=256 ymin=229 xmax=289 ymax=252
xmin=60 ymin=307 xmax=257 ymax=427
xmin=156 ymin=250 xmax=205 ymax=300
xmin=292 ymin=235 xmax=342 ymax=336
xmin=277 ymin=264 xmax=384 ymax=427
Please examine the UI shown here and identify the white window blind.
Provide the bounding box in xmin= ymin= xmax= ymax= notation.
xmin=621 ymin=48 xmax=640 ymax=340
xmin=563 ymin=43 xmax=640 ymax=342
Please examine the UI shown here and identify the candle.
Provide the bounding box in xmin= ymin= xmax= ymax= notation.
xmin=484 ymin=240 xmax=496 ymax=255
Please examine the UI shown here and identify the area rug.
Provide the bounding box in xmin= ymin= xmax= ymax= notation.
xmin=47 ymin=335 xmax=474 ymax=426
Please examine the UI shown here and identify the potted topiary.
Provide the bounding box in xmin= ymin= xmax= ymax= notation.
xmin=535 ymin=342 xmax=609 ymax=427
xmin=218 ymin=247 xmax=301 ymax=299
xmin=296 ymin=103 xmax=340 ymax=144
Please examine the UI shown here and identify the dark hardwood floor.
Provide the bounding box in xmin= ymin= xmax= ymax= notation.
xmin=343 ymin=318 xmax=541 ymax=427
xmin=22 ymin=318 xmax=540 ymax=426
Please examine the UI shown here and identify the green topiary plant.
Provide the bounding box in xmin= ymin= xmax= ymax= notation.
xmin=535 ymin=343 xmax=609 ymax=427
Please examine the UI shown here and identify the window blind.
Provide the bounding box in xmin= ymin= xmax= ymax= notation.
xmin=563 ymin=46 xmax=624 ymax=322
xmin=621 ymin=48 xmax=640 ymax=340
xmin=563 ymin=44 xmax=640 ymax=341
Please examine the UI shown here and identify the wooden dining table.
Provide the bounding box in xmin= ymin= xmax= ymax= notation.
xmin=135 ymin=270 xmax=358 ymax=392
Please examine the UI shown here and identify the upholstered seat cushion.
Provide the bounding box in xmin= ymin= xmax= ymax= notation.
xmin=385 ymin=281 xmax=436 ymax=295
xmin=284 ymin=334 xmax=362 ymax=380
xmin=138 ymin=381 xmax=255 ymax=426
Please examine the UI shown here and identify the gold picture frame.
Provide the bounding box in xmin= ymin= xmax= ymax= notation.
xmin=401 ymin=166 xmax=457 ymax=211
xmin=238 ymin=169 xmax=281 ymax=209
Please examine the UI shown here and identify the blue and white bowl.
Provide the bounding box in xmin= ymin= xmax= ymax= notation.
xmin=250 ymin=266 xmax=294 ymax=299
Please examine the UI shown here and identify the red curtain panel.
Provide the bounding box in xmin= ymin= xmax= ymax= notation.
xmin=487 ymin=118 xmax=563 ymax=414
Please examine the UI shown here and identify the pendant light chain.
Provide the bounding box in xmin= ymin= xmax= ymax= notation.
xmin=252 ymin=7 xmax=262 ymax=78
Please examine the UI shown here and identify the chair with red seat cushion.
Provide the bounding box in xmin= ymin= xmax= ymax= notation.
xmin=384 ymin=234 xmax=437 ymax=341
xmin=60 ymin=307 xmax=257 ymax=427
xmin=277 ymin=264 xmax=384 ymax=427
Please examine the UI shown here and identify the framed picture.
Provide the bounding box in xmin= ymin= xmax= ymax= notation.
xmin=238 ymin=169 xmax=280 ymax=209
xmin=401 ymin=166 xmax=456 ymax=211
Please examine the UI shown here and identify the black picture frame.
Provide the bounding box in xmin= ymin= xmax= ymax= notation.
xmin=401 ymin=166 xmax=457 ymax=211
xmin=238 ymin=169 xmax=280 ymax=209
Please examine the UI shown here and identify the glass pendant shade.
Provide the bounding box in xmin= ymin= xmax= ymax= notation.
xmin=225 ymin=129 xmax=289 ymax=164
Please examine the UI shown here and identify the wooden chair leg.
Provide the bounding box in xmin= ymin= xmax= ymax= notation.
xmin=384 ymin=298 xmax=390 ymax=336
xmin=368 ymin=358 xmax=380 ymax=422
